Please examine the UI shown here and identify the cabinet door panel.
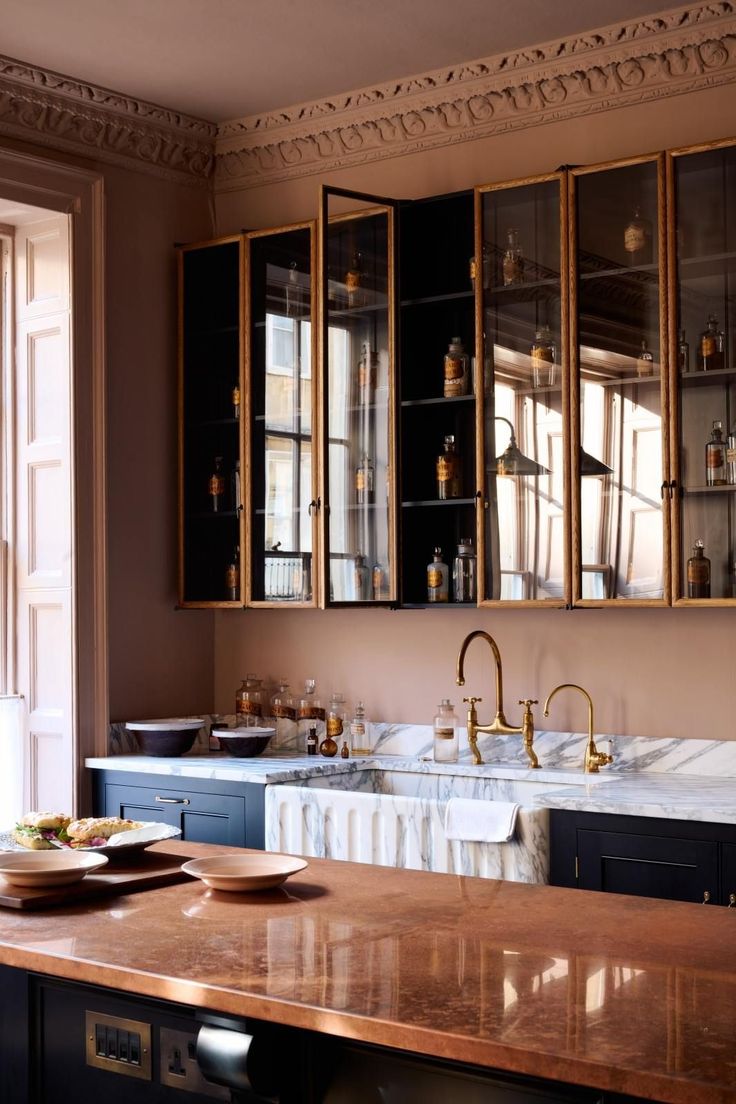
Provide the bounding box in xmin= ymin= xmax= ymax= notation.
xmin=104 ymin=784 xmax=247 ymax=847
xmin=578 ymin=829 xmax=717 ymax=903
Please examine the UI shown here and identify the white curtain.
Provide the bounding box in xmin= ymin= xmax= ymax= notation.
xmin=0 ymin=696 xmax=25 ymax=825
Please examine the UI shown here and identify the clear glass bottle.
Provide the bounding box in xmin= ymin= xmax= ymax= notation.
xmin=727 ymin=424 xmax=736 ymax=485
xmin=371 ymin=562 xmax=384 ymax=601
xmin=355 ymin=455 xmax=375 ymax=504
xmin=327 ymin=691 xmax=347 ymax=741
xmin=209 ymin=455 xmax=225 ymax=512
xmin=225 ymin=545 xmax=240 ymax=601
xmin=232 ymin=383 xmax=241 ymax=420
xmin=443 ymin=336 xmax=470 ymax=398
xmin=530 ymin=325 xmax=556 ymax=388
xmin=358 ymin=341 xmax=376 ymax=404
xmin=235 ymin=673 xmax=263 ymax=726
xmin=678 ymin=329 xmax=690 ymax=375
xmin=298 ymin=679 xmax=325 ymax=749
xmin=433 ymin=699 xmax=458 ymax=763
xmin=699 ymin=314 xmax=725 ymax=371
xmin=469 ymin=244 xmax=491 ymax=291
xmin=452 ymin=538 xmax=477 ymax=603
xmin=687 ymin=539 xmax=711 ymax=598
xmin=636 ymin=339 xmax=654 ymax=378
xmin=271 ymin=678 xmax=297 ymax=750
xmin=350 ymin=701 xmax=371 ymax=756
xmin=623 ymin=204 xmax=653 ymax=265
xmin=501 ymin=227 xmax=523 ymax=286
xmin=285 ymin=260 xmax=301 ymax=318
xmin=436 ymin=435 xmax=461 ymax=499
xmin=706 ymin=420 xmax=727 ymax=486
xmin=427 ymin=547 xmax=449 ymax=603
xmin=354 ymin=553 xmax=370 ymax=600
xmin=345 ymin=250 xmax=362 ymax=306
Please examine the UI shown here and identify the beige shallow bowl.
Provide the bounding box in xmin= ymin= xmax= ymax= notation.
xmin=0 ymin=850 xmax=108 ymax=887
xmin=181 ymin=853 xmax=308 ymax=892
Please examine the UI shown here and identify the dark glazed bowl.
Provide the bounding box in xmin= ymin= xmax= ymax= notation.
xmin=216 ymin=727 xmax=274 ymax=758
xmin=125 ymin=719 xmax=204 ymax=758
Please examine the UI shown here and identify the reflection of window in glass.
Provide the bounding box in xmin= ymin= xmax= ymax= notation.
xmin=580 ymin=381 xmax=606 ymax=565
xmin=264 ymin=315 xmax=312 ymax=553
xmin=328 ymin=326 xmax=350 ymax=557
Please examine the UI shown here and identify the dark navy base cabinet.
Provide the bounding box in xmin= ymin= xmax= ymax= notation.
xmin=550 ymin=810 xmax=736 ymax=906
xmin=92 ymin=769 xmax=266 ymax=849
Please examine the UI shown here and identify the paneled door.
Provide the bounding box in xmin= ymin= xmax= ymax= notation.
xmin=14 ymin=214 xmax=74 ymax=812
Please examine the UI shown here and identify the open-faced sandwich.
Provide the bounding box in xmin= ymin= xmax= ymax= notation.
xmin=12 ymin=813 xmax=144 ymax=849
xmin=12 ymin=811 xmax=72 ymax=849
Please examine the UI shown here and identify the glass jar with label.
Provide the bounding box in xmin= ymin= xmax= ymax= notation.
xmin=436 ymin=435 xmax=461 ymax=499
xmin=354 ymin=553 xmax=370 ymax=600
xmin=623 ymin=204 xmax=653 ymax=265
xmin=443 ymin=336 xmax=469 ymax=398
xmin=355 ymin=455 xmax=375 ymax=504
xmin=345 ymin=251 xmax=362 ymax=306
xmin=427 ymin=547 xmax=449 ymax=603
xmin=434 ymin=699 xmax=458 ymax=763
xmin=636 ymin=339 xmax=654 ymax=378
xmin=298 ymin=679 xmax=325 ymax=749
xmin=209 ymin=456 xmax=225 ymax=512
xmin=687 ymin=539 xmax=711 ymax=598
xmin=232 ymin=384 xmax=241 ymax=419
xmin=452 ymin=538 xmax=477 ymax=603
xmin=327 ymin=692 xmax=347 ymax=743
xmin=677 ymin=329 xmax=689 ymax=375
xmin=699 ymin=314 xmax=725 ymax=371
xmin=705 ymin=420 xmax=727 ymax=486
xmin=225 ymin=546 xmax=240 ymax=601
xmin=350 ymin=701 xmax=371 ymax=756
xmin=530 ymin=325 xmax=556 ymax=388
xmin=727 ymin=425 xmax=736 ymax=485
xmin=235 ymin=673 xmax=263 ymax=726
xmin=271 ymin=678 xmax=297 ymax=750
xmin=502 ymin=228 xmax=523 ymax=286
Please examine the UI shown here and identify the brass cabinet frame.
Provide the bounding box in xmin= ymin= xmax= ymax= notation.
xmin=666 ymin=136 xmax=736 ymax=606
xmin=318 ymin=186 xmax=399 ymax=608
xmin=474 ymin=172 xmax=570 ymax=608
xmin=244 ymin=221 xmax=320 ymax=609
xmin=177 ymin=234 xmax=246 ymax=609
xmin=569 ymin=152 xmax=672 ymax=608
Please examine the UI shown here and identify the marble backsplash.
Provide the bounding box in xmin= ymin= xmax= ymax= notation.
xmin=109 ymin=717 xmax=736 ymax=778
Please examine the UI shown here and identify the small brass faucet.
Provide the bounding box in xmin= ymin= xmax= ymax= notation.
xmin=456 ymin=630 xmax=539 ymax=768
xmin=543 ymin=683 xmax=614 ymax=773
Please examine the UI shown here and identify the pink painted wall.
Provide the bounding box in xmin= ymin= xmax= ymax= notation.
xmin=214 ymin=83 xmax=736 ymax=739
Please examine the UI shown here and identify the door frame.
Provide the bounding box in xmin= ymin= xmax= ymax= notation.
xmin=0 ymin=143 xmax=106 ymax=812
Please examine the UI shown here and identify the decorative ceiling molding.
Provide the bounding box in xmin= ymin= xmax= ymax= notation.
xmin=215 ymin=1 xmax=736 ymax=192
xmin=0 ymin=55 xmax=215 ymax=186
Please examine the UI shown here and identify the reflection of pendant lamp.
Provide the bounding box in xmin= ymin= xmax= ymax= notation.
xmin=579 ymin=448 xmax=613 ymax=477
xmin=494 ymin=416 xmax=550 ymax=477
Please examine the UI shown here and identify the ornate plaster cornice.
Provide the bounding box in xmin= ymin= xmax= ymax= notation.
xmin=215 ymin=1 xmax=736 ymax=192
xmin=0 ymin=55 xmax=215 ymax=186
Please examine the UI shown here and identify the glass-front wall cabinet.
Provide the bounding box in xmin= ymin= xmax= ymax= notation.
xmin=178 ymin=237 xmax=244 ymax=606
xmin=669 ymin=141 xmax=736 ymax=603
xmin=571 ymin=156 xmax=667 ymax=604
xmin=477 ymin=174 xmax=567 ymax=604
xmin=320 ymin=189 xmax=397 ymax=604
xmin=247 ymin=224 xmax=317 ymax=605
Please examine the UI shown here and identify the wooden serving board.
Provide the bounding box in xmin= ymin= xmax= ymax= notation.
xmin=0 ymin=846 xmax=194 ymax=910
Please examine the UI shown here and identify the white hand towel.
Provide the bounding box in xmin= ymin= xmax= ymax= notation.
xmin=444 ymin=798 xmax=519 ymax=843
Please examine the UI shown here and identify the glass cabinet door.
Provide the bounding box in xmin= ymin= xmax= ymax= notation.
xmin=246 ymin=223 xmax=317 ymax=605
xmin=178 ymin=236 xmax=244 ymax=606
xmin=320 ymin=187 xmax=397 ymax=604
xmin=477 ymin=173 xmax=568 ymax=605
xmin=669 ymin=141 xmax=736 ymax=604
xmin=570 ymin=155 xmax=669 ymax=605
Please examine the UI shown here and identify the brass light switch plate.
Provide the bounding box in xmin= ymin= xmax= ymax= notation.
xmin=85 ymin=1010 xmax=152 ymax=1080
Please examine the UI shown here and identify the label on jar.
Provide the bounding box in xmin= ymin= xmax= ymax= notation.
xmin=298 ymin=705 xmax=326 ymax=721
xmin=345 ymin=270 xmax=360 ymax=293
xmin=350 ymin=722 xmax=366 ymax=739
xmin=531 ymin=345 xmax=554 ymax=363
xmin=435 ymin=726 xmax=455 ymax=741
xmin=707 ymin=448 xmax=725 ymax=468
xmin=469 ymin=256 xmax=477 ymax=282
xmin=326 ymin=715 xmax=343 ymax=738
xmin=225 ymin=565 xmax=240 ymax=589
xmin=624 ymin=224 xmax=647 ymax=253
xmin=427 ymin=568 xmax=443 ymax=588
xmin=437 ymin=458 xmax=452 ymax=482
xmin=273 ymin=704 xmax=297 ymax=721
xmin=209 ymin=474 xmax=225 ymax=496
xmin=444 ymin=355 xmax=464 ymax=381
xmin=502 ymin=257 xmax=523 ymax=284
xmin=236 ymin=699 xmax=262 ymax=716
xmin=701 ymin=336 xmax=716 ymax=357
xmin=355 ymin=469 xmax=366 ymax=491
xmin=232 ymin=385 xmax=240 ymax=406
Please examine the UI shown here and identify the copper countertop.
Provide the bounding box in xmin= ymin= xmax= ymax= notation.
xmin=0 ymin=841 xmax=734 ymax=1104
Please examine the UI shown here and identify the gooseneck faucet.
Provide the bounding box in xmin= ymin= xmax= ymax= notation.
xmin=543 ymin=683 xmax=614 ymax=773
xmin=455 ymin=630 xmax=539 ymax=768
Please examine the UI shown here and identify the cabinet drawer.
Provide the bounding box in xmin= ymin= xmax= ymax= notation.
xmin=103 ymin=783 xmax=247 ymax=847
xmin=578 ymin=829 xmax=718 ymax=904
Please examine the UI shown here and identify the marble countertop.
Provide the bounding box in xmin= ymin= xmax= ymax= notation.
xmin=535 ymin=773 xmax=736 ymax=825
xmin=1 ymin=839 xmax=735 ymax=1104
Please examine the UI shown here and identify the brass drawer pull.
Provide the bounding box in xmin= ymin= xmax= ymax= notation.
xmin=155 ymin=796 xmax=190 ymax=805
xmin=702 ymin=890 xmax=711 ymax=904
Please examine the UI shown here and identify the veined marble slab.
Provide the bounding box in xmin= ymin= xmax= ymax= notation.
xmin=535 ymin=774 xmax=736 ymax=826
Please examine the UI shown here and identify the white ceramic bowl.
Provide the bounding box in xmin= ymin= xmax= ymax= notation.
xmin=181 ymin=853 xmax=307 ymax=892
xmin=0 ymin=850 xmax=108 ymax=887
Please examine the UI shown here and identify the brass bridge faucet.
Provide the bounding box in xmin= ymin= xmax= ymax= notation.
xmin=455 ymin=630 xmax=539 ymax=768
xmin=543 ymin=683 xmax=614 ymax=773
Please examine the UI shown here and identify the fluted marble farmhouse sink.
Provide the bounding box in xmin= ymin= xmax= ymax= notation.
xmin=264 ymin=761 xmax=616 ymax=885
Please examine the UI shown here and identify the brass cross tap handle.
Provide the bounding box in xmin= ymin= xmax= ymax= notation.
xmin=518 ymin=699 xmax=538 ymax=708
xmin=463 ymin=697 xmax=483 ymax=707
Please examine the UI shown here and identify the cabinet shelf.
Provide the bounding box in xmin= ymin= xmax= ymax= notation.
xmin=402 ymin=498 xmax=477 ymax=507
xmin=682 ymin=484 xmax=736 ymax=495
xmin=326 ymin=301 xmax=388 ymax=320
xmin=681 ymin=366 xmax=736 ymax=387
xmin=597 ymin=372 xmax=661 ymax=387
xmin=486 ymin=276 xmax=560 ymax=294
xmin=579 ymin=262 xmax=658 ymax=281
xmin=400 ymin=290 xmax=474 ymax=308
xmin=401 ymin=394 xmax=475 ymax=408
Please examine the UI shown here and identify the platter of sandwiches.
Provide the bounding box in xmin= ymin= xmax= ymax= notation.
xmin=1 ymin=811 xmax=181 ymax=855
